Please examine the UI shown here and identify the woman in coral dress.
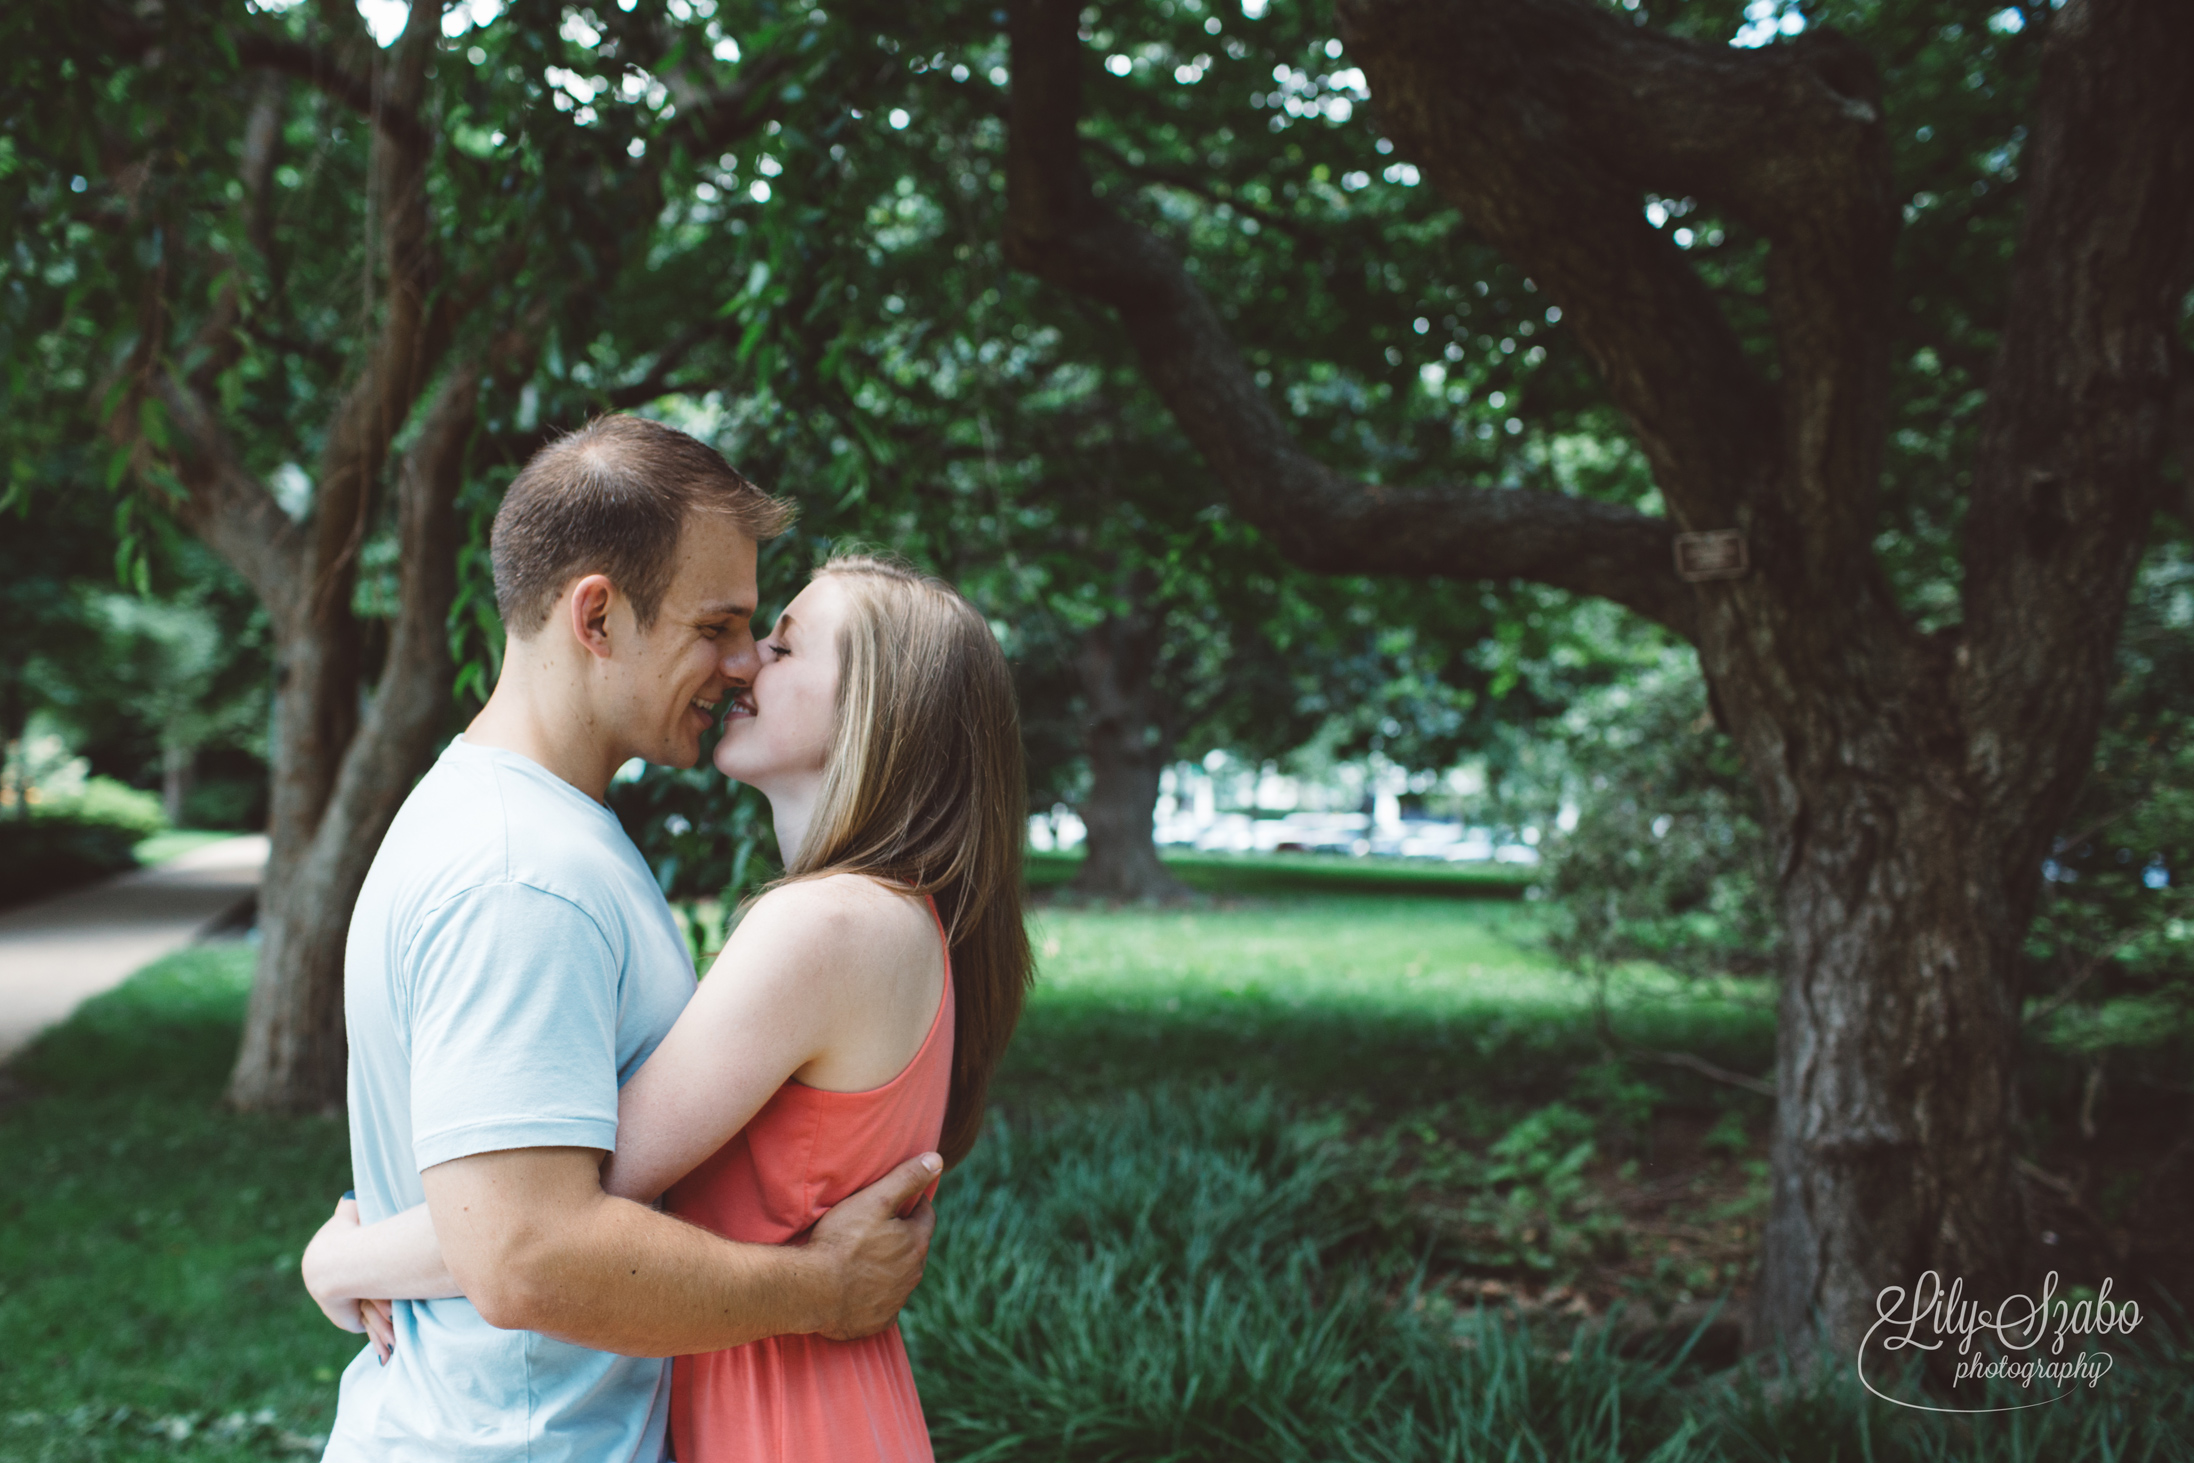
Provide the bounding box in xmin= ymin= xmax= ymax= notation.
xmin=306 ymin=555 xmax=1033 ymax=1462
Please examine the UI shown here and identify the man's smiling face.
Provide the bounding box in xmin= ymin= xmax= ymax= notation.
xmin=607 ymin=511 xmax=761 ymax=769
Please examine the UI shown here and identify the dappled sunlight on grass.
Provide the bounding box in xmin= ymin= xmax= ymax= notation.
xmin=1002 ymin=897 xmax=1774 ymax=1114
xmin=1030 ymin=897 xmax=1567 ymax=1013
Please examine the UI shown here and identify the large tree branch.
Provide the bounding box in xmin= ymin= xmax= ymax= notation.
xmin=182 ymin=80 xmax=289 ymax=403
xmin=1958 ymin=0 xmax=2194 ymax=814
xmin=1337 ymin=0 xmax=1897 ymax=588
xmin=299 ymin=317 xmax=540 ymax=911
xmin=142 ymin=376 xmax=307 ymax=622
xmin=123 ymin=82 xmax=304 ymax=620
xmin=1002 ymin=0 xmax=1694 ymax=636
xmin=1081 ymin=137 xmax=1325 ymax=251
xmin=667 ymin=51 xmax=798 ymax=158
xmin=307 ymin=8 xmax=453 ymax=624
xmin=233 ymin=32 xmax=432 ymax=155
xmin=90 ymin=5 xmax=430 ymax=155
xmin=108 ymin=4 xmax=454 ymax=626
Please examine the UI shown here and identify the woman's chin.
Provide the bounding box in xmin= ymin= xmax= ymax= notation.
xmin=712 ymin=747 xmax=763 ymax=784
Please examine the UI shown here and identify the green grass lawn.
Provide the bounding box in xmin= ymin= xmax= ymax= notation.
xmin=0 ymin=949 xmax=358 ymax=1460
xmin=1003 ymin=895 xmax=1770 ymax=1113
xmin=1023 ymin=846 xmax=1536 ymax=899
xmin=3 ymin=888 xmax=2186 ymax=1461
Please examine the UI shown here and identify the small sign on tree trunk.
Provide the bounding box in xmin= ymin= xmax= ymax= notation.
xmin=1674 ymin=530 xmax=1749 ymax=582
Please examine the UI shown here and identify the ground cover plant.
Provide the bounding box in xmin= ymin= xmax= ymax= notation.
xmin=3 ymin=875 xmax=2188 ymax=1460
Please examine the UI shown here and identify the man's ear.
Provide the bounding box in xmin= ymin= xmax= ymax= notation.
xmin=567 ymin=574 xmax=618 ymax=660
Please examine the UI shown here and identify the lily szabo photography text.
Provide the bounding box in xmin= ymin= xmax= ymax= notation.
xmin=1859 ymin=1272 xmax=2144 ymax=1413
xmin=4 ymin=0 xmax=2194 ymax=1459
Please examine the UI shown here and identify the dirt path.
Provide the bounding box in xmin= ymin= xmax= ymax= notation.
xmin=0 ymin=836 xmax=267 ymax=1064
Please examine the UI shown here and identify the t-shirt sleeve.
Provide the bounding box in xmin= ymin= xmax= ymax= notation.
xmin=404 ymin=880 xmax=624 ymax=1173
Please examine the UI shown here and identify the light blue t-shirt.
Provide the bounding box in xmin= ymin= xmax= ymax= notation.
xmin=324 ymin=738 xmax=695 ymax=1463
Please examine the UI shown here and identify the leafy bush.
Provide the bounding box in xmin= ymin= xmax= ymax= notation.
xmin=39 ymin=774 xmax=167 ymax=837
xmin=1536 ymin=651 xmax=1776 ymax=984
xmin=1363 ymin=1099 xmax=1628 ymax=1279
xmin=2023 ymin=545 xmax=2194 ymax=1087
xmin=180 ymin=772 xmax=267 ymax=831
xmin=606 ymin=759 xmax=781 ymax=957
xmin=0 ymin=774 xmax=166 ymax=908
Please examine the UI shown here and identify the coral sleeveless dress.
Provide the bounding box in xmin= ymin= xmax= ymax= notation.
xmin=664 ymin=896 xmax=952 ymax=1463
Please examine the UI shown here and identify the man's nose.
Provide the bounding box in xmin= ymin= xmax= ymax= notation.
xmin=719 ymin=630 xmax=762 ymax=681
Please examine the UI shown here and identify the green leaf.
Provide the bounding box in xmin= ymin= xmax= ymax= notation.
xmin=137 ymin=394 xmax=171 ymax=453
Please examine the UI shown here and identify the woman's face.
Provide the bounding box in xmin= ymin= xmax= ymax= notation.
xmin=712 ymin=575 xmax=847 ymax=791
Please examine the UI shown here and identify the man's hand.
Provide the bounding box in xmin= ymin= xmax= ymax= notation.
xmin=418 ymin=1145 xmax=942 ymax=1354
xmin=804 ymin=1153 xmax=942 ymax=1341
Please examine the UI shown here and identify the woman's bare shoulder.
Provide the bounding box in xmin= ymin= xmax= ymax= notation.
xmin=739 ymin=873 xmax=935 ymax=958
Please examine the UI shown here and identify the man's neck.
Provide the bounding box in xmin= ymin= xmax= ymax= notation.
xmin=465 ymin=644 xmax=623 ymax=804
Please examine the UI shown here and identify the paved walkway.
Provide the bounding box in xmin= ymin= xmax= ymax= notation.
xmin=0 ymin=835 xmax=268 ymax=1064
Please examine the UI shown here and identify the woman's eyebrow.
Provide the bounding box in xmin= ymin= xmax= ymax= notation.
xmin=771 ymin=612 xmax=798 ymax=637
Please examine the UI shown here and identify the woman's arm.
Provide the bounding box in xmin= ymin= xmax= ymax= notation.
xmin=302 ymin=1195 xmax=460 ymax=1314
xmin=295 ymin=886 xmax=849 ymax=1332
xmin=296 ymin=881 xmax=923 ymax=1343
xmin=601 ymin=878 xmax=927 ymax=1203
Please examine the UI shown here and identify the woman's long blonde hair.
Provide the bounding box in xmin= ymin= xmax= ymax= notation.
xmin=782 ymin=554 xmax=1032 ymax=1167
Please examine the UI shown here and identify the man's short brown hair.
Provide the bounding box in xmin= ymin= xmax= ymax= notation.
xmin=491 ymin=414 xmax=795 ymax=636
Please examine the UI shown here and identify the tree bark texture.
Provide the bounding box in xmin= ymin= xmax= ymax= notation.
xmin=1002 ymin=0 xmax=2194 ymax=1361
xmin=1072 ymin=601 xmax=1192 ymax=903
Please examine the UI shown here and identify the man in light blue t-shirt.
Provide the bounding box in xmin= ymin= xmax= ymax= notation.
xmin=319 ymin=417 xmax=938 ymax=1462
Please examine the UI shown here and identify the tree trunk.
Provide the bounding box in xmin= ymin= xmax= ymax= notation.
xmin=1071 ymin=605 xmax=1192 ymax=903
xmin=160 ymin=744 xmax=194 ymax=826
xmin=1001 ymin=0 xmax=2194 ymax=1365
xmin=226 ymin=604 xmax=367 ymax=1111
xmin=2 ymin=667 xmax=26 ymax=821
xmin=1742 ymin=705 xmax=2035 ymax=1362
xmin=222 ymin=357 xmax=487 ymax=1112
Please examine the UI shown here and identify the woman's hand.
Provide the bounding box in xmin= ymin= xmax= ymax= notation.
xmin=359 ymin=1297 xmax=397 ymax=1364
xmin=302 ymin=1195 xmax=367 ymax=1334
